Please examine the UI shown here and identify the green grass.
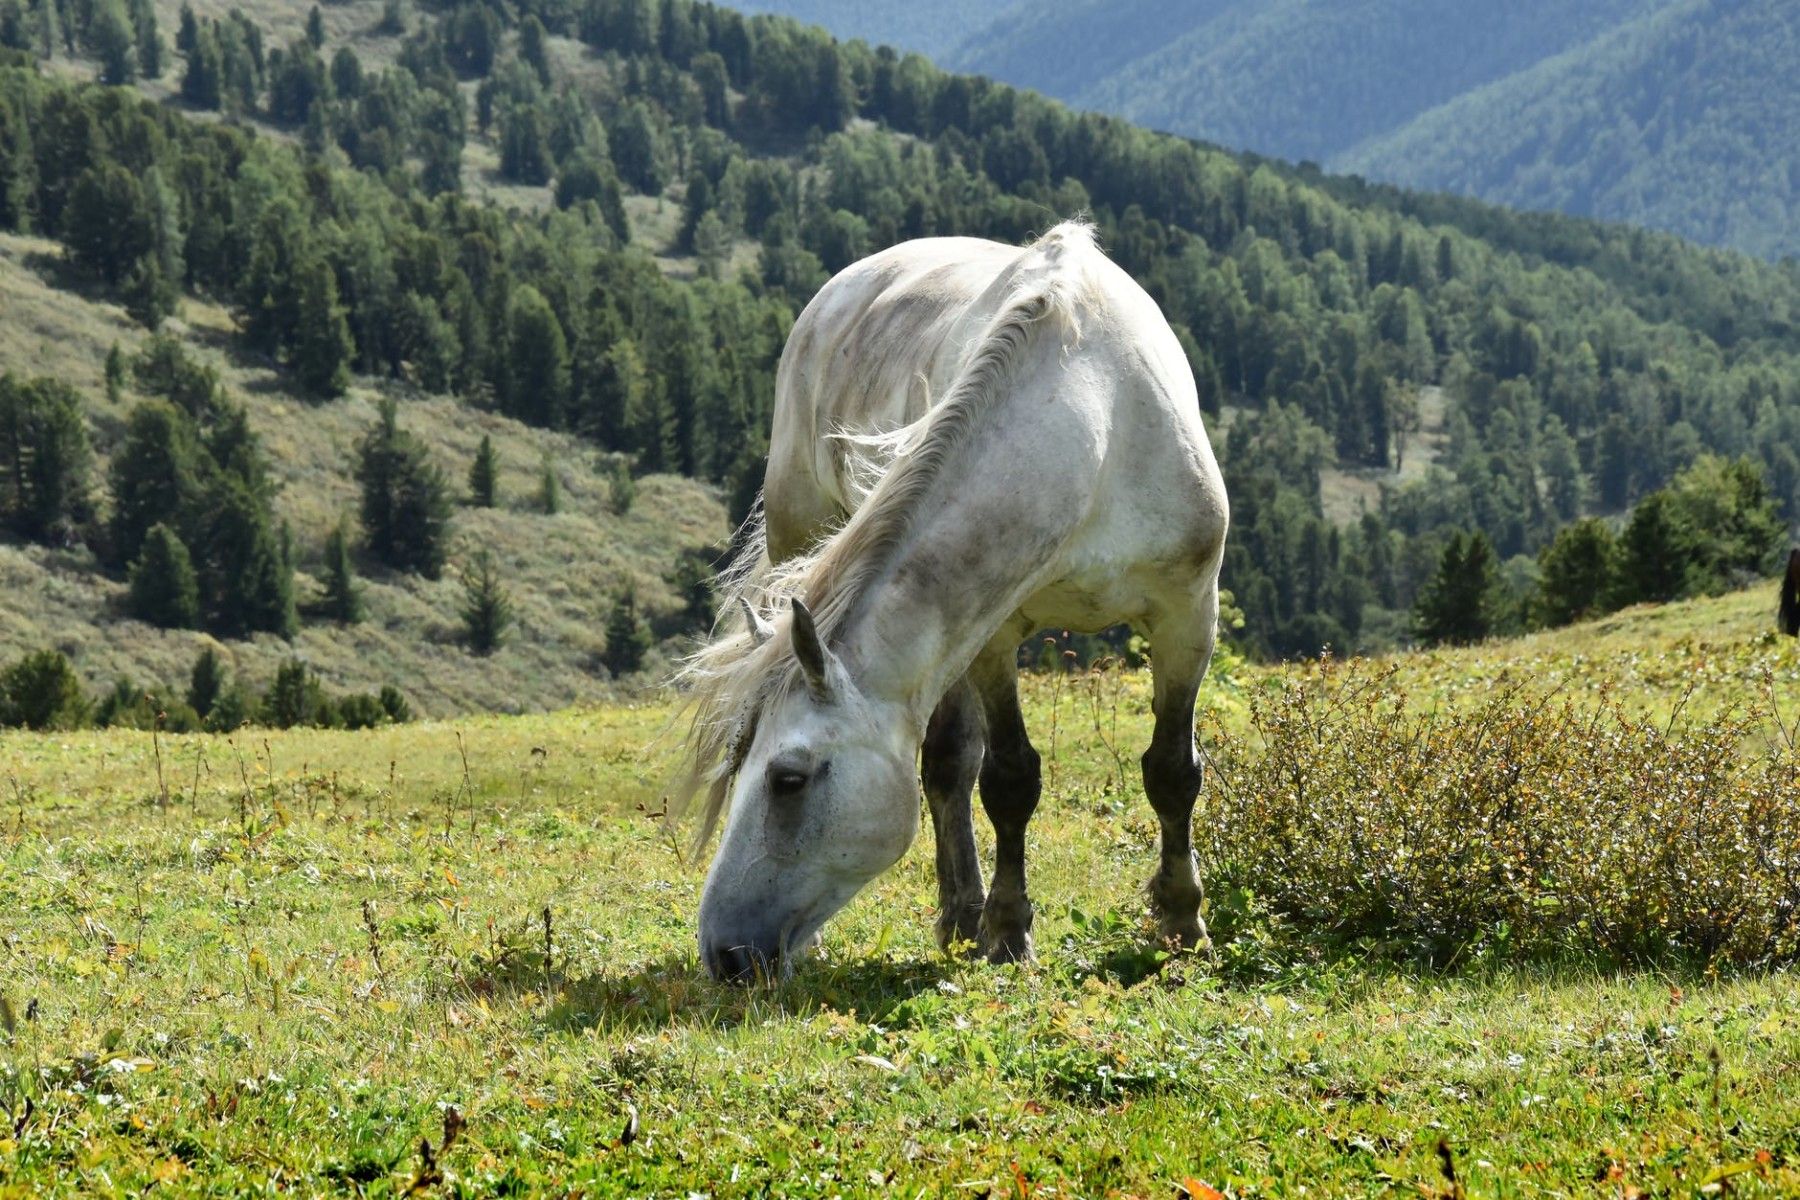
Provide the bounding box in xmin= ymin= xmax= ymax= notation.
xmin=4 ymin=587 xmax=1800 ymax=1195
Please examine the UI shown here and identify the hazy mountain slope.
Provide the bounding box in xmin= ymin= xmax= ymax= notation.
xmin=950 ymin=0 xmax=1652 ymax=166
xmin=714 ymin=0 xmax=979 ymax=57
xmin=1338 ymin=0 xmax=1800 ymax=260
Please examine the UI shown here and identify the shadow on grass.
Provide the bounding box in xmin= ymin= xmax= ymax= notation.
xmin=461 ymin=950 xmax=956 ymax=1035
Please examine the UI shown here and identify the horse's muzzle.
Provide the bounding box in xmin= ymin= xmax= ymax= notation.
xmin=700 ymin=936 xmax=780 ymax=984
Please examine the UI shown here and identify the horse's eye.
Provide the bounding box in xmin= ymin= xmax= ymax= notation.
xmin=769 ymin=768 xmax=808 ymax=798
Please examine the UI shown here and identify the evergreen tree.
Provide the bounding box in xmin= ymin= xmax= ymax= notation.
xmin=187 ymin=645 xmax=223 ymax=718
xmin=1533 ymin=517 xmax=1616 ymax=628
xmin=504 ymin=286 xmax=569 ymax=426
xmin=355 ymin=397 xmax=451 ymax=578
xmin=538 ymin=455 xmax=559 ymax=514
xmin=0 ymin=374 xmax=92 ymax=543
xmin=127 ymin=521 xmax=200 ymax=628
xmin=321 ymin=519 xmax=362 ymax=623
xmin=304 ymin=4 xmax=323 ymax=49
xmin=107 ymin=401 xmax=201 ymax=569
xmin=0 ymin=650 xmax=87 ymax=731
xmin=467 ymin=433 xmax=497 ymax=506
xmin=128 ymin=0 xmax=159 ymax=78
xmin=90 ymin=0 xmax=136 ymax=84
xmin=1413 ymin=530 xmax=1500 ymax=646
xmin=459 ymin=549 xmax=512 ymax=654
xmin=602 ymin=588 xmax=651 ymax=675
xmin=608 ymin=458 xmax=634 ymax=515
xmin=198 ymin=475 xmax=297 ymax=637
xmin=174 ymin=2 xmax=196 ymax=55
xmin=180 ymin=25 xmax=222 ymax=109
xmin=518 ymin=13 xmax=549 ymax=85
xmin=498 ymin=104 xmax=552 ymax=185
xmin=104 ymin=343 xmax=127 ymax=404
xmin=293 ymin=257 xmax=354 ymax=397
xmin=1610 ymin=491 xmax=1691 ymax=607
xmin=262 ymin=659 xmax=327 ymax=728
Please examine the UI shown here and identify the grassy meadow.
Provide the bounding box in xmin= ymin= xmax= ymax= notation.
xmin=3 ymin=585 xmax=1800 ymax=1196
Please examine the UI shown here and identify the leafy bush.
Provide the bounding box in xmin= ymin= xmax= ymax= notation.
xmin=1202 ymin=661 xmax=1800 ymax=967
xmin=0 ymin=649 xmax=88 ymax=729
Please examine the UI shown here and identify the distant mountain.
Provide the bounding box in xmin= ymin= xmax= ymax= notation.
xmin=1339 ymin=0 xmax=1800 ymax=261
xmin=733 ymin=0 xmax=1800 ymax=259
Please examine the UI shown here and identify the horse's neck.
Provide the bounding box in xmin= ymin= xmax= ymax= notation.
xmin=834 ymin=377 xmax=1105 ymax=728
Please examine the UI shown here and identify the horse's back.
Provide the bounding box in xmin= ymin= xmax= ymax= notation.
xmin=767 ymin=225 xmax=1226 ymax=628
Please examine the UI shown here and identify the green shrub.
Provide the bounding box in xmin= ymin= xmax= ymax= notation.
xmin=1201 ymin=661 xmax=1800 ymax=967
xmin=378 ymin=684 xmax=412 ymax=723
xmin=0 ymin=650 xmax=89 ymax=730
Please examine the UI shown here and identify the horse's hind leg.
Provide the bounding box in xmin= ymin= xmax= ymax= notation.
xmin=972 ymin=649 xmax=1041 ymax=963
xmin=1142 ymin=586 xmax=1220 ymax=951
xmin=922 ymin=678 xmax=986 ymax=951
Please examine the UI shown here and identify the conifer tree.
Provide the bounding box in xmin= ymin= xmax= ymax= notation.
xmin=0 ymin=650 xmax=87 ymax=731
xmin=467 ymin=434 xmax=497 ymax=507
xmin=1413 ymin=531 xmax=1500 ymax=647
xmin=294 ymin=257 xmax=353 ymax=397
xmin=0 ymin=374 xmax=92 ymax=543
xmin=1610 ymin=491 xmax=1690 ymax=607
xmin=128 ymin=0 xmax=159 ymax=77
xmin=518 ymin=14 xmax=549 ymax=85
xmin=304 ymin=4 xmax=323 ymax=49
xmin=127 ymin=522 xmax=199 ymax=628
xmin=198 ymin=476 xmax=297 ymax=637
xmin=504 ymin=286 xmax=569 ymax=427
xmin=90 ymin=0 xmax=136 ymax=84
xmin=104 ymin=343 xmax=127 ymax=404
xmin=459 ymin=549 xmax=512 ymax=655
xmin=538 ymin=456 xmax=559 ymax=514
xmin=187 ymin=645 xmax=223 ymax=718
xmin=603 ymin=588 xmax=651 ymax=675
xmin=356 ymin=397 xmax=451 ymax=578
xmin=322 ymin=519 xmax=362 ymax=623
xmin=107 ymin=401 xmax=201 ymax=568
xmin=181 ymin=25 xmax=222 ymax=108
xmin=608 ymin=458 xmax=634 ymax=515
xmin=1534 ymin=518 xmax=1617 ymax=628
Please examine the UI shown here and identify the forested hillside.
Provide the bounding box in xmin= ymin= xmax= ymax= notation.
xmin=735 ymin=0 xmax=1800 ymax=260
xmin=1 ymin=0 xmax=1797 ymax=704
xmin=1340 ymin=0 xmax=1800 ymax=262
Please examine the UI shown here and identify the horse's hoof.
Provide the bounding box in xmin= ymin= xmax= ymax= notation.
xmin=935 ymin=903 xmax=984 ymax=956
xmin=978 ymin=918 xmax=1034 ymax=964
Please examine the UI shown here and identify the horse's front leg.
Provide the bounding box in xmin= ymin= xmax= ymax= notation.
xmin=1141 ymin=588 xmax=1220 ymax=952
xmin=921 ymin=678 xmax=986 ymax=951
xmin=973 ymin=653 xmax=1041 ymax=963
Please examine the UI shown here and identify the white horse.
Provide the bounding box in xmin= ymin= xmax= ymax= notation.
xmin=679 ymin=221 xmax=1228 ymax=981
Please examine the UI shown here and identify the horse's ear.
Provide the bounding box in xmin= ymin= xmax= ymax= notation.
xmin=740 ymin=597 xmax=774 ymax=646
xmin=789 ymin=598 xmax=839 ymax=701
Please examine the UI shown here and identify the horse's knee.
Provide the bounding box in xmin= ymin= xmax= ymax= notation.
xmin=1140 ymin=741 xmax=1202 ymax=813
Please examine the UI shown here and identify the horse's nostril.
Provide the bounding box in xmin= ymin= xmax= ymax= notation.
xmin=704 ymin=940 xmax=775 ymax=984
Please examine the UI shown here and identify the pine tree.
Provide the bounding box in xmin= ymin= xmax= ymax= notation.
xmin=304 ymin=4 xmax=323 ymax=49
xmin=1413 ymin=531 xmax=1500 ymax=647
xmin=1533 ymin=518 xmax=1617 ymax=628
xmin=90 ymin=0 xmax=136 ymax=84
xmin=293 ymin=257 xmax=353 ymax=397
xmin=181 ymin=25 xmax=222 ymax=109
xmin=108 ymin=401 xmax=201 ymax=568
xmin=187 ymin=645 xmax=223 ymax=717
xmin=608 ymin=459 xmax=634 ymax=515
xmin=126 ymin=523 xmax=199 ymax=628
xmin=1610 ymin=491 xmax=1691 ymax=607
xmin=0 ymin=374 xmax=92 ymax=543
xmin=198 ymin=476 xmax=297 ymax=637
xmin=104 ymin=343 xmax=127 ymax=403
xmin=356 ymin=398 xmax=451 ymax=578
xmin=602 ymin=588 xmax=651 ymax=675
xmin=0 ymin=649 xmax=87 ymax=731
xmin=321 ymin=519 xmax=362 ymax=623
xmin=128 ymin=0 xmax=159 ymax=78
xmin=459 ymin=549 xmax=512 ymax=655
xmin=538 ymin=456 xmax=560 ymax=514
xmin=518 ymin=13 xmax=549 ymax=85
xmin=467 ymin=434 xmax=497 ymax=507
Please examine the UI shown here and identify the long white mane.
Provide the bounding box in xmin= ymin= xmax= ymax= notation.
xmin=671 ymin=222 xmax=1098 ymax=845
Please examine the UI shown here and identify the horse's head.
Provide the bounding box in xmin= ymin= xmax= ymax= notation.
xmin=698 ymin=599 xmax=918 ymax=982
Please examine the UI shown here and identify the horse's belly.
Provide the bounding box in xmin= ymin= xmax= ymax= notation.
xmin=1015 ymin=574 xmax=1148 ymax=634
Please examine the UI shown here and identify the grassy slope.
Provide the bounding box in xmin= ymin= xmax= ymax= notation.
xmin=2 ymin=585 xmax=1797 ymax=1195
xmin=0 ymin=232 xmax=728 ymax=716
xmin=6 ymin=0 xmax=756 ymax=715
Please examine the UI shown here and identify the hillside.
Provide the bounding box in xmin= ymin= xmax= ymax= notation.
xmin=735 ymin=0 xmax=1800 ymax=260
xmin=0 ymin=231 xmax=727 ymax=716
xmin=1339 ymin=0 xmax=1800 ymax=261
xmin=4 ymin=0 xmax=1800 ymax=684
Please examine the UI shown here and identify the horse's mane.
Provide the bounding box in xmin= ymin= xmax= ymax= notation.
xmin=670 ymin=221 xmax=1098 ymax=846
